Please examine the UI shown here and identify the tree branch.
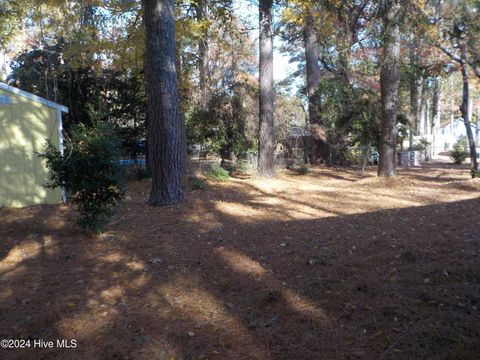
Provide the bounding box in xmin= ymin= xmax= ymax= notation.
xmin=436 ymin=44 xmax=463 ymax=64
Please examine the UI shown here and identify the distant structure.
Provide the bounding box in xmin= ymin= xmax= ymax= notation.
xmin=434 ymin=119 xmax=480 ymax=152
xmin=413 ymin=119 xmax=480 ymax=160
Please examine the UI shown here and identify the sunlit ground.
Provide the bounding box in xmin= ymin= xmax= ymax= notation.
xmin=1 ymin=164 xmax=479 ymax=359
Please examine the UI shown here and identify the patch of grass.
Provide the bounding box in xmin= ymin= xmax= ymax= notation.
xmin=206 ymin=165 xmax=230 ymax=182
xmin=188 ymin=176 xmax=206 ymax=190
xmin=288 ymin=164 xmax=310 ymax=175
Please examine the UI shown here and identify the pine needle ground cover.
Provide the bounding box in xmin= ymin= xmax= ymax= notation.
xmin=1 ymin=164 xmax=479 ymax=359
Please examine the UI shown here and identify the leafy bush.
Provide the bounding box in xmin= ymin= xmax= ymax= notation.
xmin=206 ymin=165 xmax=230 ymax=182
xmin=188 ymin=176 xmax=206 ymax=190
xmin=346 ymin=148 xmax=365 ymax=165
xmin=39 ymin=123 xmax=124 ymax=230
xmin=236 ymin=161 xmax=249 ymax=172
xmin=450 ymin=136 xmax=469 ymax=164
xmin=410 ymin=137 xmax=431 ymax=160
xmin=185 ymin=90 xmax=257 ymax=161
xmin=418 ymin=137 xmax=431 ymax=150
xmin=318 ymin=77 xmax=381 ymax=149
xmin=220 ymin=159 xmax=236 ymax=173
xmin=296 ymin=164 xmax=310 ymax=175
xmin=288 ymin=164 xmax=309 ymax=175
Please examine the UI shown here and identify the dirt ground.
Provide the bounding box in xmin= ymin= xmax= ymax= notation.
xmin=1 ymin=164 xmax=479 ymax=360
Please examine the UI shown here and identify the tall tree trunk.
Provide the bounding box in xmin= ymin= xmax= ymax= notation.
xmin=303 ymin=10 xmax=327 ymax=164
xmin=378 ymin=0 xmax=401 ymax=177
xmin=144 ymin=0 xmax=186 ymax=205
xmin=460 ymin=46 xmax=478 ymax=177
xmin=431 ymin=76 xmax=441 ymax=157
xmin=196 ymin=0 xmax=210 ymax=107
xmin=338 ymin=31 xmax=352 ymax=84
xmin=304 ymin=14 xmax=320 ymax=127
xmin=432 ymin=76 xmax=441 ymax=131
xmin=144 ymin=81 xmax=151 ymax=175
xmin=409 ymin=35 xmax=421 ymax=143
xmin=142 ymin=7 xmax=152 ymax=176
xmin=419 ymin=77 xmax=429 ymax=136
xmin=258 ymin=0 xmax=275 ymax=176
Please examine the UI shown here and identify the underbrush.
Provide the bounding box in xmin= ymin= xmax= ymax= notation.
xmin=188 ymin=176 xmax=206 ymax=190
xmin=288 ymin=164 xmax=310 ymax=175
xmin=206 ymin=165 xmax=230 ymax=182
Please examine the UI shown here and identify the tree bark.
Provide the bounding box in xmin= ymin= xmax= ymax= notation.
xmin=432 ymin=76 xmax=441 ymax=132
xmin=431 ymin=76 xmax=441 ymax=158
xmin=258 ymin=0 xmax=275 ymax=176
xmin=303 ymin=10 xmax=327 ymax=164
xmin=378 ymin=0 xmax=401 ymax=177
xmin=195 ymin=0 xmax=210 ymax=107
xmin=459 ymin=46 xmax=478 ymax=177
xmin=144 ymin=0 xmax=186 ymax=204
xmin=419 ymin=77 xmax=429 ymax=136
xmin=304 ymin=13 xmax=320 ymax=126
xmin=409 ymin=34 xmax=421 ymax=143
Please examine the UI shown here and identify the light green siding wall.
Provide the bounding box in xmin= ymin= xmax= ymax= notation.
xmin=0 ymin=88 xmax=62 ymax=207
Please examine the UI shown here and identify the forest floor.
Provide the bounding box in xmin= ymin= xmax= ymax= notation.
xmin=1 ymin=163 xmax=480 ymax=360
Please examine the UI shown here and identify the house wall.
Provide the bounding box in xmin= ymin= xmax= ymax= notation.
xmin=434 ymin=120 xmax=480 ymax=150
xmin=0 ymin=88 xmax=62 ymax=207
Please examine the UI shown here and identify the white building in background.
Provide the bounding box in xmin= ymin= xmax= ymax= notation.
xmin=429 ymin=119 xmax=480 ymax=157
xmin=409 ymin=116 xmax=480 ymax=161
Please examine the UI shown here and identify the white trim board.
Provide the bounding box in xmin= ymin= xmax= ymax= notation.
xmin=56 ymin=108 xmax=66 ymax=203
xmin=0 ymin=82 xmax=69 ymax=113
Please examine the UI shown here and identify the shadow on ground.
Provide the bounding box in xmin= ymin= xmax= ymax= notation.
xmin=0 ymin=165 xmax=479 ymax=359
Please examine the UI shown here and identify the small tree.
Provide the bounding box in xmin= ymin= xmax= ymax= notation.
xmin=450 ymin=136 xmax=469 ymax=165
xmin=39 ymin=123 xmax=124 ymax=230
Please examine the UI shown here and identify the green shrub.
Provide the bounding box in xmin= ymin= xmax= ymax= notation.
xmin=296 ymin=164 xmax=310 ymax=175
xmin=221 ymin=160 xmax=236 ymax=173
xmin=410 ymin=137 xmax=431 ymax=160
xmin=346 ymin=148 xmax=364 ymax=165
xmin=39 ymin=123 xmax=124 ymax=230
xmin=450 ymin=136 xmax=469 ymax=164
xmin=413 ymin=137 xmax=431 ymax=151
xmin=206 ymin=165 xmax=230 ymax=182
xmin=188 ymin=176 xmax=205 ymax=190
xmin=236 ymin=161 xmax=249 ymax=172
xmin=288 ymin=164 xmax=309 ymax=175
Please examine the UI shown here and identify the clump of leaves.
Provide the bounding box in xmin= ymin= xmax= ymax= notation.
xmin=235 ymin=161 xmax=249 ymax=172
xmin=346 ymin=148 xmax=365 ymax=165
xmin=288 ymin=164 xmax=309 ymax=175
xmin=188 ymin=176 xmax=205 ymax=190
xmin=123 ymin=164 xmax=149 ymax=181
xmin=39 ymin=123 xmax=124 ymax=231
xmin=418 ymin=137 xmax=431 ymax=150
xmin=296 ymin=164 xmax=310 ymax=175
xmin=450 ymin=136 xmax=469 ymax=164
xmin=206 ymin=165 xmax=230 ymax=182
xmin=410 ymin=137 xmax=431 ymax=152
